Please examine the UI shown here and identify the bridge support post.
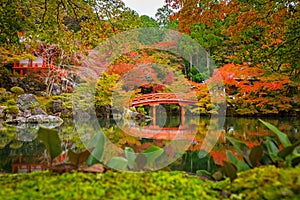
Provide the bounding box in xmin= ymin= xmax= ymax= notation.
xmin=180 ymin=105 xmax=185 ymax=125
xmin=151 ymin=104 xmax=157 ymax=127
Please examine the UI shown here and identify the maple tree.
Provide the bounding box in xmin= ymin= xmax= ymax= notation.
xmin=166 ymin=0 xmax=299 ymax=80
xmin=165 ymin=0 xmax=299 ymax=115
xmin=218 ymin=63 xmax=299 ymax=115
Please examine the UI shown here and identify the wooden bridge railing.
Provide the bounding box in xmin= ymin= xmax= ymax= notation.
xmin=131 ymin=93 xmax=197 ymax=106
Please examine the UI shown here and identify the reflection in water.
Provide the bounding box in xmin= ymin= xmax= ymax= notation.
xmin=0 ymin=116 xmax=299 ymax=172
xmin=119 ymin=104 xmax=199 ymax=140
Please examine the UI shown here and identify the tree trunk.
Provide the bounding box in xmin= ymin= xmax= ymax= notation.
xmin=206 ymin=49 xmax=210 ymax=73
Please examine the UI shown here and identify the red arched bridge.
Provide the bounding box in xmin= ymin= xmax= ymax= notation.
xmin=127 ymin=93 xmax=199 ymax=140
xmin=130 ymin=93 xmax=198 ymax=107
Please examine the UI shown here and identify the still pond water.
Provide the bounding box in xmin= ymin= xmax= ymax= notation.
xmin=0 ymin=116 xmax=299 ymax=173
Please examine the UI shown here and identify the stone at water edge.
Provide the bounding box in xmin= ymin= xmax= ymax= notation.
xmin=33 ymin=107 xmax=48 ymax=115
xmin=6 ymin=115 xmax=63 ymax=125
xmin=19 ymin=109 xmax=32 ymax=118
xmin=26 ymin=115 xmax=64 ymax=124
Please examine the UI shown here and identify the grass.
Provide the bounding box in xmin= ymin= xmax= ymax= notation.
xmin=1 ymin=165 xmax=300 ymax=199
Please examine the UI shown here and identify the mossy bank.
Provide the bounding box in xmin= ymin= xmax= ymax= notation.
xmin=1 ymin=166 xmax=300 ymax=199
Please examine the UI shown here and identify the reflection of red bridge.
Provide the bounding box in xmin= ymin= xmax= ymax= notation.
xmin=125 ymin=125 xmax=197 ymax=140
xmin=12 ymin=154 xmax=46 ymax=173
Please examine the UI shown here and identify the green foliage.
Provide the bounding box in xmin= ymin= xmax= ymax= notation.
xmin=36 ymin=127 xmax=62 ymax=163
xmin=155 ymin=5 xmax=174 ymax=27
xmin=139 ymin=15 xmax=161 ymax=45
xmin=6 ymin=99 xmax=16 ymax=106
xmin=178 ymin=150 xmax=219 ymax=174
xmin=142 ymin=145 xmax=164 ymax=166
xmin=259 ymin=119 xmax=292 ymax=148
xmin=9 ymin=141 xmax=23 ymax=150
xmin=216 ymin=166 xmax=300 ymax=199
xmin=1 ymin=166 xmax=300 ymax=199
xmin=68 ymin=149 xmax=91 ymax=167
xmin=95 ymin=73 xmax=120 ymax=107
xmin=0 ymin=171 xmax=222 ymax=199
xmin=0 ymin=88 xmax=12 ymax=104
xmin=226 ymin=136 xmax=251 ymax=165
xmin=222 ymin=161 xmax=238 ymax=183
xmin=224 ymin=119 xmax=300 ymax=181
xmin=106 ymin=157 xmax=128 ymax=171
xmin=0 ymin=0 xmax=141 ymax=65
xmin=226 ymin=150 xmax=250 ymax=172
xmin=5 ymin=105 xmax=19 ymax=115
xmin=10 ymin=86 xmax=24 ymax=95
xmin=125 ymin=147 xmax=136 ymax=169
xmin=86 ymin=131 xmax=106 ymax=166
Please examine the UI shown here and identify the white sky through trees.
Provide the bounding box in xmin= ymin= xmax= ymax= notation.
xmin=122 ymin=0 xmax=165 ymax=18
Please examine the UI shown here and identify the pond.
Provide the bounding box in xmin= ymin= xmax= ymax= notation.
xmin=0 ymin=115 xmax=299 ymax=173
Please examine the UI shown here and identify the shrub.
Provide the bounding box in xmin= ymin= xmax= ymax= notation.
xmin=5 ymin=106 xmax=19 ymax=115
xmin=216 ymin=166 xmax=300 ymax=199
xmin=0 ymin=88 xmax=12 ymax=104
xmin=6 ymin=99 xmax=16 ymax=106
xmin=10 ymin=86 xmax=24 ymax=95
xmin=0 ymin=67 xmax=12 ymax=89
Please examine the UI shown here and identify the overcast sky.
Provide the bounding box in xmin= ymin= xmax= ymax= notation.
xmin=121 ymin=0 xmax=166 ymax=18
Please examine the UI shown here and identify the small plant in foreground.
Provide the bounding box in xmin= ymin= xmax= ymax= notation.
xmin=223 ymin=119 xmax=300 ymax=182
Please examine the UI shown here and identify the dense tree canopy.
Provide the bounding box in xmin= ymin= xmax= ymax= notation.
xmin=0 ymin=0 xmax=140 ymax=66
xmin=166 ymin=0 xmax=300 ymax=80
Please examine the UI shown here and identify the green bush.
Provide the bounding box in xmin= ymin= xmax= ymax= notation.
xmin=10 ymin=86 xmax=24 ymax=95
xmin=5 ymin=106 xmax=19 ymax=115
xmin=0 ymin=166 xmax=299 ymax=199
xmin=0 ymin=171 xmax=220 ymax=199
xmin=6 ymin=99 xmax=16 ymax=106
xmin=216 ymin=166 xmax=300 ymax=199
xmin=0 ymin=68 xmax=12 ymax=89
xmin=0 ymin=88 xmax=12 ymax=104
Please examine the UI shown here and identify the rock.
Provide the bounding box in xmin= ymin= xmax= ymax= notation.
xmin=33 ymin=107 xmax=47 ymax=115
xmin=26 ymin=115 xmax=63 ymax=124
xmin=50 ymin=163 xmax=77 ymax=174
xmin=82 ymin=164 xmax=105 ymax=173
xmin=17 ymin=94 xmax=39 ymax=111
xmin=6 ymin=117 xmax=26 ymax=124
xmin=51 ymin=100 xmax=63 ymax=113
xmin=61 ymin=108 xmax=72 ymax=118
xmin=52 ymin=83 xmax=61 ymax=96
xmin=0 ymin=106 xmax=6 ymax=119
xmin=6 ymin=115 xmax=63 ymax=125
xmin=21 ymin=109 xmax=32 ymax=118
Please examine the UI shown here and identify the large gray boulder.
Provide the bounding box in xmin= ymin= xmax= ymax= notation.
xmin=17 ymin=94 xmax=40 ymax=111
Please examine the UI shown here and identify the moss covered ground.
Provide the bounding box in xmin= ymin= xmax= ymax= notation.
xmin=0 ymin=166 xmax=300 ymax=199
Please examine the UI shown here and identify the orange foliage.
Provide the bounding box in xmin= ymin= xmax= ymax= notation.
xmin=217 ymin=63 xmax=294 ymax=115
xmin=209 ymin=150 xmax=227 ymax=165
